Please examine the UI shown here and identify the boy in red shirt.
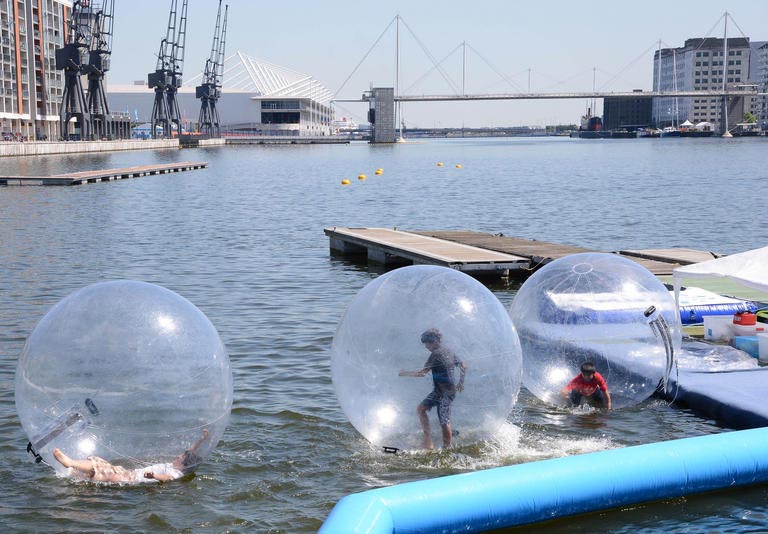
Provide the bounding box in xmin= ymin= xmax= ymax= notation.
xmin=561 ymin=361 xmax=612 ymax=410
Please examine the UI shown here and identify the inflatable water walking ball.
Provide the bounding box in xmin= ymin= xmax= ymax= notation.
xmin=15 ymin=280 xmax=233 ymax=480
xmin=508 ymin=253 xmax=681 ymax=410
xmin=331 ymin=265 xmax=522 ymax=450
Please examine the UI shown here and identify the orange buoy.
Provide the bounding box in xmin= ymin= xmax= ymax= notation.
xmin=341 ymin=179 xmax=350 ymax=185
xmin=358 ymin=174 xmax=366 ymax=180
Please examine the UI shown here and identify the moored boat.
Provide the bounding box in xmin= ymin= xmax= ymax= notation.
xmin=661 ymin=126 xmax=681 ymax=137
xmin=731 ymin=122 xmax=762 ymax=137
xmin=570 ymin=109 xmax=611 ymax=138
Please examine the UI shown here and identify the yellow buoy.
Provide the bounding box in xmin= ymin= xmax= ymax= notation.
xmin=437 ymin=162 xmax=444 ymax=167
xmin=341 ymin=179 xmax=350 ymax=185
xmin=358 ymin=174 xmax=366 ymax=180
xmin=455 ymin=164 xmax=462 ymax=169
xmin=375 ymin=168 xmax=383 ymax=175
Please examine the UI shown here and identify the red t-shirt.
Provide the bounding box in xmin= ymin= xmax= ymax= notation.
xmin=564 ymin=372 xmax=609 ymax=396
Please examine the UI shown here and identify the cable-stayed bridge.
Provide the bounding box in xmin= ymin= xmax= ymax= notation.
xmin=335 ymin=89 xmax=760 ymax=103
xmin=334 ymin=14 xmax=764 ymax=141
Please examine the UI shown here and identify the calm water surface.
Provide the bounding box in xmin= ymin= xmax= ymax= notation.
xmin=1 ymin=137 xmax=767 ymax=533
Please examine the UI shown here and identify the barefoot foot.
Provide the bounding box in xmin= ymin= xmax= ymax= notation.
xmin=53 ymin=448 xmax=72 ymax=467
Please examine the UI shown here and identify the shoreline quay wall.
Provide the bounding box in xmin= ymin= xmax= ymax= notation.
xmin=0 ymin=139 xmax=179 ymax=158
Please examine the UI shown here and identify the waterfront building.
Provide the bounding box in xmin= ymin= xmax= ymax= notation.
xmin=0 ymin=0 xmax=70 ymax=140
xmin=652 ymin=37 xmax=753 ymax=132
xmin=755 ymin=42 xmax=768 ymax=128
xmin=108 ymin=51 xmax=333 ymax=137
xmin=603 ymin=91 xmax=653 ymax=130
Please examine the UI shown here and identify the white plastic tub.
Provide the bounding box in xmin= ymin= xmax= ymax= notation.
xmin=758 ymin=333 xmax=768 ymax=363
xmin=704 ymin=315 xmax=733 ymax=342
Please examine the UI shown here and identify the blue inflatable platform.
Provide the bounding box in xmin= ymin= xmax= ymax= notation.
xmin=320 ymin=368 xmax=768 ymax=534
xmin=666 ymin=367 xmax=768 ymax=429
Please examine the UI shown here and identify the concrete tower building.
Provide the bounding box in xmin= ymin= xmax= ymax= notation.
xmin=653 ymin=37 xmax=752 ymax=132
xmin=752 ymin=42 xmax=768 ymax=128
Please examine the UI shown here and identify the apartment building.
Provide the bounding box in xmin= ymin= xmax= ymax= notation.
xmin=0 ymin=0 xmax=69 ymax=141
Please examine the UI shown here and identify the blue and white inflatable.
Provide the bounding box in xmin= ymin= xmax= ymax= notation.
xmin=320 ymin=427 xmax=768 ymax=533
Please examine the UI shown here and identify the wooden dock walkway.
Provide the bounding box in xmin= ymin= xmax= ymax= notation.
xmin=617 ymin=248 xmax=720 ymax=265
xmin=413 ymin=230 xmax=717 ymax=275
xmin=325 ymin=227 xmax=529 ymax=276
xmin=327 ymin=227 xmax=719 ymax=277
xmin=0 ymin=161 xmax=207 ymax=186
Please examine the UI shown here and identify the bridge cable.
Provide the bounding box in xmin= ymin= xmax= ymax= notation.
xmin=687 ymin=13 xmax=725 ymax=55
xmin=402 ymin=43 xmax=463 ymax=95
xmin=597 ymin=40 xmax=665 ymax=92
xmin=466 ymin=43 xmax=524 ymax=93
xmin=476 ymin=68 xmax=530 ymax=94
xmin=333 ymin=16 xmax=397 ymax=98
xmin=398 ymin=18 xmax=460 ymax=94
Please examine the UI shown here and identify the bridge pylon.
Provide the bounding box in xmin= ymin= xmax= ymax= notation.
xmin=364 ymin=88 xmax=396 ymax=143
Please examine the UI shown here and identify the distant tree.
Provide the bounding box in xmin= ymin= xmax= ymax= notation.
xmin=743 ymin=111 xmax=757 ymax=124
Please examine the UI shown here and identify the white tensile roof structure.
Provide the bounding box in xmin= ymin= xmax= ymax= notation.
xmin=673 ymin=247 xmax=768 ymax=295
xmin=673 ymin=246 xmax=768 ymax=305
xmin=184 ymin=51 xmax=334 ymax=104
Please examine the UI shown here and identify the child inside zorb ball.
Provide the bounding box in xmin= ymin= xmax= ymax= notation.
xmin=15 ymin=280 xmax=233 ymax=482
xmin=331 ymin=265 xmax=522 ymax=451
xmin=509 ymin=253 xmax=680 ymax=410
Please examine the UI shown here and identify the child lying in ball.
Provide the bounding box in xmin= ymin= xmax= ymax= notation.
xmin=52 ymin=429 xmax=209 ymax=483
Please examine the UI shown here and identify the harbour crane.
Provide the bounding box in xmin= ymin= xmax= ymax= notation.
xmin=85 ymin=0 xmax=115 ymax=139
xmin=196 ymin=1 xmax=228 ymax=138
xmin=148 ymin=0 xmax=188 ymax=138
xmin=55 ymin=0 xmax=93 ymax=140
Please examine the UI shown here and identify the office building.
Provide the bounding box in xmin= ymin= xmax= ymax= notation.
xmin=652 ymin=37 xmax=752 ymax=132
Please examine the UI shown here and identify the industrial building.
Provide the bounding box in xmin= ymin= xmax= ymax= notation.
xmin=0 ymin=0 xmax=70 ymax=140
xmin=108 ymin=51 xmax=334 ymax=137
xmin=603 ymin=91 xmax=653 ymax=130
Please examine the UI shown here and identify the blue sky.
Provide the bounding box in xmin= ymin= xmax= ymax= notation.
xmin=109 ymin=0 xmax=768 ymax=127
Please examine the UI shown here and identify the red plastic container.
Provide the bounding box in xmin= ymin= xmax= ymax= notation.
xmin=733 ymin=311 xmax=757 ymax=326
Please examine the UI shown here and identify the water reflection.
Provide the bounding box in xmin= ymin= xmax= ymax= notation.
xmin=0 ymin=138 xmax=765 ymax=533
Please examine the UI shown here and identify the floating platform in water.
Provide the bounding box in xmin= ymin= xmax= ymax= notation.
xmin=0 ymin=162 xmax=207 ymax=186
xmin=619 ymin=247 xmax=721 ymax=265
xmin=667 ymin=367 xmax=768 ymax=428
xmin=327 ymin=227 xmax=718 ymax=277
xmin=325 ymin=227 xmax=529 ymax=276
